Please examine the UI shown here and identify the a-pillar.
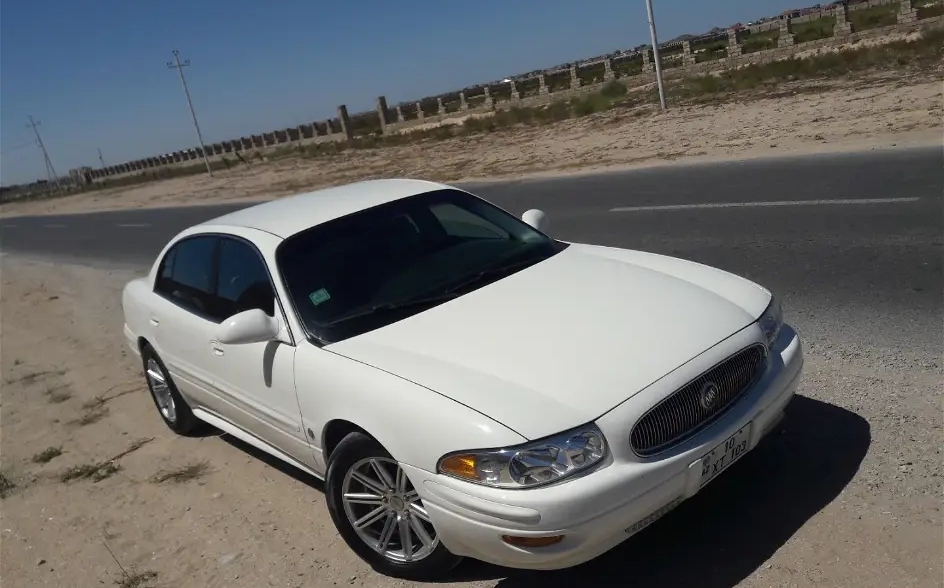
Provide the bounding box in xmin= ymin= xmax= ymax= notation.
xmin=898 ymin=0 xmax=918 ymax=23
xmin=538 ymin=73 xmax=548 ymax=94
xmin=682 ymin=41 xmax=696 ymax=66
xmin=603 ymin=58 xmax=615 ymax=81
xmin=778 ymin=17 xmax=795 ymax=46
xmin=337 ymin=105 xmax=353 ymax=140
xmin=509 ymin=80 xmax=520 ymax=100
xmin=727 ymin=28 xmax=743 ymax=56
xmin=642 ymin=48 xmax=654 ymax=73
xmin=459 ymin=92 xmax=468 ymax=111
xmin=375 ymin=96 xmax=389 ymax=135
xmin=570 ymin=65 xmax=581 ymax=89
xmin=834 ymin=3 xmax=853 ymax=35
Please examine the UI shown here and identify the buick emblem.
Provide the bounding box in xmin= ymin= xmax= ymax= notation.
xmin=699 ymin=382 xmax=720 ymax=410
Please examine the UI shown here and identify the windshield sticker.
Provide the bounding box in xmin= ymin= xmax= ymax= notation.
xmin=308 ymin=288 xmax=331 ymax=306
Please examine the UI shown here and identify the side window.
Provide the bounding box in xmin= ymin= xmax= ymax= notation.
xmin=215 ymin=238 xmax=275 ymax=320
xmin=154 ymin=236 xmax=218 ymax=318
xmin=430 ymin=202 xmax=509 ymax=240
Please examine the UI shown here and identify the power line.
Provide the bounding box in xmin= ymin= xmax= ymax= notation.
xmin=644 ymin=0 xmax=668 ymax=111
xmin=26 ymin=115 xmax=61 ymax=189
xmin=166 ymin=49 xmax=212 ymax=176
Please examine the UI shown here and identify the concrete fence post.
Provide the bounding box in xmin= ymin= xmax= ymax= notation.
xmin=642 ymin=48 xmax=654 ymax=72
xmin=898 ymin=0 xmax=918 ymax=23
xmin=337 ymin=105 xmax=353 ymax=140
xmin=727 ymin=28 xmax=743 ymax=55
xmin=538 ymin=74 xmax=548 ymax=94
xmin=509 ymin=80 xmax=520 ymax=100
xmin=483 ymin=86 xmax=493 ymax=109
xmin=415 ymin=102 xmax=425 ymax=120
xmin=375 ymin=96 xmax=389 ymax=135
xmin=459 ymin=92 xmax=468 ymax=110
xmin=682 ymin=40 xmax=696 ymax=65
xmin=603 ymin=58 xmax=615 ymax=80
xmin=834 ymin=3 xmax=853 ymax=35
xmin=779 ymin=17 xmax=795 ymax=46
xmin=570 ymin=65 xmax=581 ymax=88
xmin=396 ymin=106 xmax=405 ymax=123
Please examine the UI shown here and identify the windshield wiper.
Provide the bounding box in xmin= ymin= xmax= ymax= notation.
xmin=320 ymin=255 xmax=542 ymax=328
xmin=440 ymin=255 xmax=541 ymax=296
xmin=320 ymin=291 xmax=460 ymax=327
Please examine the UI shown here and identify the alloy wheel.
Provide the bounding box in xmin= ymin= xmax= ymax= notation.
xmin=340 ymin=457 xmax=439 ymax=563
xmin=146 ymin=358 xmax=177 ymax=422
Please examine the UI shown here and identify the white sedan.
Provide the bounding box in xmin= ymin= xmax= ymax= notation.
xmin=121 ymin=179 xmax=803 ymax=580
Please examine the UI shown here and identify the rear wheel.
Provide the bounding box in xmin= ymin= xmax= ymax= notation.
xmin=325 ymin=432 xmax=462 ymax=580
xmin=141 ymin=344 xmax=200 ymax=435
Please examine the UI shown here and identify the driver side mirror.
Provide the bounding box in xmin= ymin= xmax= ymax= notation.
xmin=217 ymin=308 xmax=281 ymax=345
xmin=521 ymin=209 xmax=549 ymax=233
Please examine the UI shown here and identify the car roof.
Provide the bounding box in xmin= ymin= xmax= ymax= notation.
xmin=201 ymin=178 xmax=453 ymax=239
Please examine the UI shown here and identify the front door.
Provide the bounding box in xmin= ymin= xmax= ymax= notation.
xmin=208 ymin=236 xmax=313 ymax=469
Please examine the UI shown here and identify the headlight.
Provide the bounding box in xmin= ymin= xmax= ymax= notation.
xmin=437 ymin=424 xmax=608 ymax=489
xmin=758 ymin=296 xmax=783 ymax=345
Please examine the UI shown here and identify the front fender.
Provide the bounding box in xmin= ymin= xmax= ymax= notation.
xmin=293 ymin=342 xmax=527 ymax=474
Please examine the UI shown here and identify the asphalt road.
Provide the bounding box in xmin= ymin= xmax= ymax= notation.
xmin=2 ymin=146 xmax=942 ymax=587
xmin=2 ymin=146 xmax=942 ymax=355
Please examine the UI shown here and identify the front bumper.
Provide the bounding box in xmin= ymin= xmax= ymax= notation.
xmin=404 ymin=324 xmax=804 ymax=570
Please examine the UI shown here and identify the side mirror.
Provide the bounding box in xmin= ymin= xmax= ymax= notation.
xmin=521 ymin=209 xmax=549 ymax=233
xmin=217 ymin=309 xmax=280 ymax=345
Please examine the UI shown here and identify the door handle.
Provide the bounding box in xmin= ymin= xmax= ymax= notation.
xmin=149 ymin=315 xmax=160 ymax=327
xmin=210 ymin=342 xmax=224 ymax=356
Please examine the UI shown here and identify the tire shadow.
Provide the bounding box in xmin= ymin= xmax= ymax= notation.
xmin=451 ymin=394 xmax=870 ymax=587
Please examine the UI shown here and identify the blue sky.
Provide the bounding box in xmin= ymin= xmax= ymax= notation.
xmin=1 ymin=0 xmax=799 ymax=185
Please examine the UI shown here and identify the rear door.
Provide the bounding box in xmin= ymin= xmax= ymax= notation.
xmin=150 ymin=234 xmax=222 ymax=409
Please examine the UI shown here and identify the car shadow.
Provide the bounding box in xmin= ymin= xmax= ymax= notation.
xmin=219 ymin=434 xmax=326 ymax=492
xmin=447 ymin=394 xmax=871 ymax=587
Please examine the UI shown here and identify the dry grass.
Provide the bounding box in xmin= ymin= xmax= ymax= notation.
xmin=150 ymin=461 xmax=212 ymax=484
xmin=32 ymin=446 xmax=64 ymax=464
xmin=70 ymin=405 xmax=109 ymax=426
xmin=58 ymin=438 xmax=154 ymax=483
xmin=60 ymin=461 xmax=121 ymax=483
xmin=0 ymin=473 xmax=15 ymax=498
xmin=115 ymin=570 xmax=159 ymax=588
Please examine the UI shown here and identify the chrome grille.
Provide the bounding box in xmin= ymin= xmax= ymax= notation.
xmin=630 ymin=344 xmax=767 ymax=457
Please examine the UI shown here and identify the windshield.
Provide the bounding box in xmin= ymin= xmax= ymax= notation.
xmin=276 ymin=188 xmax=567 ymax=344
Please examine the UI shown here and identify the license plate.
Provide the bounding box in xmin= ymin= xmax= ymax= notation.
xmin=699 ymin=422 xmax=752 ymax=487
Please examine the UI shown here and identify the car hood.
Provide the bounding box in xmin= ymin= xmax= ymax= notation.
xmin=327 ymin=243 xmax=772 ymax=440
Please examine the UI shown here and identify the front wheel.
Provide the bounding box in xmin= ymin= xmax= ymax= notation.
xmin=325 ymin=432 xmax=462 ymax=580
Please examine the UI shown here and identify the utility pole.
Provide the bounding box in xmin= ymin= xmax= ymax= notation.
xmin=26 ymin=115 xmax=61 ymax=189
xmin=644 ymin=0 xmax=668 ymax=111
xmin=97 ymin=147 xmax=106 ymax=168
xmin=166 ymin=49 xmax=212 ymax=176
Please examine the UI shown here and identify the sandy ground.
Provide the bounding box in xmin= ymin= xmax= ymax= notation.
xmin=1 ymin=72 xmax=941 ymax=219
xmin=1 ymin=253 xmax=941 ymax=588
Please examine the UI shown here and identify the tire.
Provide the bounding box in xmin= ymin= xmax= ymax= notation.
xmin=141 ymin=344 xmax=201 ymax=435
xmin=325 ymin=432 xmax=463 ymax=580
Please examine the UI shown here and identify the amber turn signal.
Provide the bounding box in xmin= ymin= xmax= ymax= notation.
xmin=501 ymin=535 xmax=565 ymax=548
xmin=438 ymin=454 xmax=478 ymax=480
